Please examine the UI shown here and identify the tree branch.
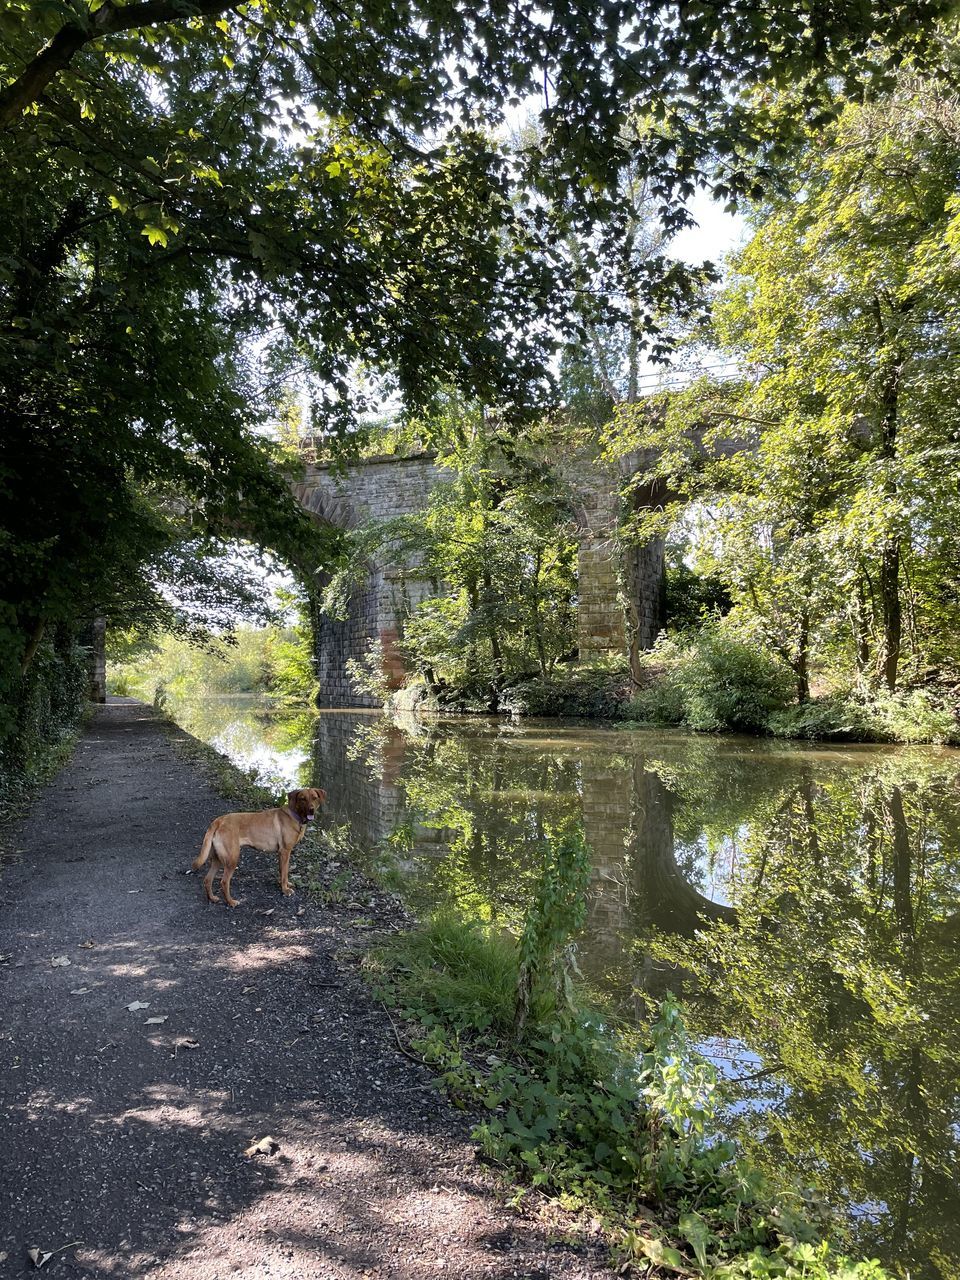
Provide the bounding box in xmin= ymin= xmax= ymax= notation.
xmin=0 ymin=0 xmax=235 ymax=128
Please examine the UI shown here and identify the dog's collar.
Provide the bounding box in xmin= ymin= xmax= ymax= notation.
xmin=285 ymin=805 xmax=305 ymax=825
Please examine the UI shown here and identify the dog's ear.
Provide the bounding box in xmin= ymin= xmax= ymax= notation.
xmin=287 ymin=789 xmax=304 ymax=815
xmin=314 ymin=788 xmax=326 ymax=807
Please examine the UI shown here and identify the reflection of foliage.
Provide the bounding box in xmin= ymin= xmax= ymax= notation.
xmin=318 ymin=709 xmax=960 ymax=1276
xmin=649 ymin=765 xmax=960 ymax=1278
xmin=349 ymin=720 xmax=581 ymax=929
xmin=159 ymin=694 xmax=314 ymax=793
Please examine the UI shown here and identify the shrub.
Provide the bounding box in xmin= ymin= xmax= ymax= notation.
xmin=766 ymin=698 xmax=861 ymax=741
xmin=0 ymin=632 xmax=89 ymax=812
xmin=862 ymin=688 xmax=957 ymax=745
xmin=768 ymin=688 xmax=958 ymax=744
xmin=664 ymin=564 xmax=732 ymax=633
xmin=629 ymin=630 xmax=794 ymax=733
xmin=502 ymin=664 xmax=632 ymax=718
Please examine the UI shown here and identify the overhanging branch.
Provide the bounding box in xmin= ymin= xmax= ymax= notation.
xmin=0 ymin=0 xmax=235 ymax=128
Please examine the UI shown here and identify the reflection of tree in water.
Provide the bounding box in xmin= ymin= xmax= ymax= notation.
xmin=318 ymin=713 xmax=960 ymax=1278
xmin=651 ymin=757 xmax=960 ymax=1280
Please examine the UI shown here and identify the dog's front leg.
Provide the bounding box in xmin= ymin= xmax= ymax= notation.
xmin=278 ymin=843 xmax=295 ymax=896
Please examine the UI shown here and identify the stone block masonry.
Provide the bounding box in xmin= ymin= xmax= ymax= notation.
xmin=293 ymin=454 xmax=446 ymax=708
xmin=293 ymin=449 xmax=668 ymax=707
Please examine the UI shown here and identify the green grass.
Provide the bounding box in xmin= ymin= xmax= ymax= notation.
xmin=374 ymin=912 xmax=521 ymax=1032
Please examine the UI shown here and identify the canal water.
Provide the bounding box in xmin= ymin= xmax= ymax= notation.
xmin=168 ymin=695 xmax=960 ymax=1278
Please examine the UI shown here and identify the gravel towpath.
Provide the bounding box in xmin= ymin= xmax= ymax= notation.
xmin=0 ymin=701 xmax=612 ymax=1280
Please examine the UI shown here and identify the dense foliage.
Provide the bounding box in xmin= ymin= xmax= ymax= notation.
xmin=109 ymin=611 xmax=316 ymax=707
xmin=0 ymin=630 xmax=88 ymax=808
xmin=611 ymin=59 xmax=960 ymax=703
xmin=2 ymin=0 xmax=951 ymax=740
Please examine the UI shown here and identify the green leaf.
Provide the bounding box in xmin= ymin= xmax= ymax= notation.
xmin=679 ymin=1211 xmax=712 ymax=1269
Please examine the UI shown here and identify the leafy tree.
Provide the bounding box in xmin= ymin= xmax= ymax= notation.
xmin=326 ymin=404 xmax=578 ymax=706
xmin=615 ymin=58 xmax=960 ymax=694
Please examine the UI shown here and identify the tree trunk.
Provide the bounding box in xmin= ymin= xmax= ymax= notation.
xmin=879 ymin=538 xmax=901 ymax=692
xmin=19 ymin=619 xmax=46 ymax=676
xmin=530 ymin=547 xmax=548 ymax=677
xmin=795 ymin=607 xmax=810 ymax=703
xmin=481 ymin=567 xmax=504 ymax=712
xmin=853 ymin=576 xmax=872 ymax=681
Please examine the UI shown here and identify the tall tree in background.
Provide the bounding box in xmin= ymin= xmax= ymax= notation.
xmin=615 ymin=55 xmax=960 ymax=692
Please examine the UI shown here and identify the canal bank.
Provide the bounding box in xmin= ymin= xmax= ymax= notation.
xmin=0 ymin=700 xmax=612 ymax=1280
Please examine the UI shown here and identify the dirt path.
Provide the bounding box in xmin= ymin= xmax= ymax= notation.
xmin=0 ymin=702 xmax=611 ymax=1280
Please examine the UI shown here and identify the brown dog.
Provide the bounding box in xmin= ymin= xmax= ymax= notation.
xmin=192 ymin=787 xmax=326 ymax=907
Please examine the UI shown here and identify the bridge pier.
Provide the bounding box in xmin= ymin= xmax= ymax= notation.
xmin=295 ymin=446 xmax=669 ymax=706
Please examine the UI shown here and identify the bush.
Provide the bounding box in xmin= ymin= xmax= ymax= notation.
xmin=664 ymin=564 xmax=732 ymax=633
xmin=862 ymin=687 xmax=957 ymax=745
xmin=766 ymin=698 xmax=861 ymax=741
xmin=501 ymin=663 xmax=632 ymax=718
xmin=0 ymin=632 xmax=89 ymax=813
xmin=768 ymin=688 xmax=958 ymax=744
xmin=629 ymin=630 xmax=794 ymax=733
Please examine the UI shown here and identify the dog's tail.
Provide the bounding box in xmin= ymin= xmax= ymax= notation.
xmin=192 ymin=820 xmax=220 ymax=872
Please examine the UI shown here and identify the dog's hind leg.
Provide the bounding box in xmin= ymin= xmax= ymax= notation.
xmin=219 ymin=852 xmax=241 ymax=908
xmin=203 ymin=855 xmax=222 ymax=904
xmin=212 ymin=831 xmax=241 ymax=908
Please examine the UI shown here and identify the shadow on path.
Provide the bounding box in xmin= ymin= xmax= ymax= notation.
xmin=0 ymin=703 xmax=609 ymax=1279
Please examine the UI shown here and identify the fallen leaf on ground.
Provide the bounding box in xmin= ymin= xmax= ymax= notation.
xmin=244 ymin=1135 xmax=280 ymax=1157
xmin=78 ymin=941 xmax=95 ymax=949
xmin=178 ymin=1038 xmax=200 ymax=1050
xmin=0 ymin=953 xmax=12 ymax=964
xmin=127 ymin=889 xmax=143 ymax=894
xmin=70 ymin=988 xmax=91 ymax=996
xmin=126 ymin=1001 xmax=149 ymax=1012
xmin=27 ymin=1241 xmax=83 ymax=1269
xmin=144 ymin=1016 xmax=167 ymax=1025
xmin=50 ymin=956 xmax=71 ymax=967
xmin=257 ymin=908 xmax=275 ymax=917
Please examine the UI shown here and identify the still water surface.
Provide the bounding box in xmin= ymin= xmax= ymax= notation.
xmin=169 ymin=695 xmax=960 ymax=1278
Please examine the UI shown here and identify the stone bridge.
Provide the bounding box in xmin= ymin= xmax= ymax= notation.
xmin=291 ymin=446 xmax=667 ymax=707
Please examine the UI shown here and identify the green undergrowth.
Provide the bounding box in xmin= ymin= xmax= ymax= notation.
xmin=0 ymin=716 xmax=89 ymax=862
xmin=365 ymin=834 xmax=895 ymax=1279
xmin=0 ymin=635 xmax=91 ymax=857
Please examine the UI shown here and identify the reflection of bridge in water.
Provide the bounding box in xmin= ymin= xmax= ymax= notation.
xmin=312 ymin=714 xmax=734 ymax=999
